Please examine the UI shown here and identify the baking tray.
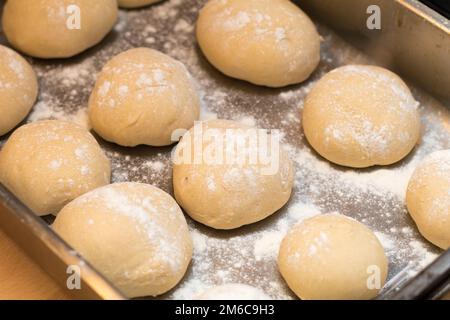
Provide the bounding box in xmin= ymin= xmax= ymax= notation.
xmin=0 ymin=0 xmax=449 ymax=300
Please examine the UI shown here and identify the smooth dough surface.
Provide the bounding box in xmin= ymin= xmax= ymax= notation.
xmin=2 ymin=0 xmax=118 ymax=58
xmin=89 ymin=48 xmax=200 ymax=147
xmin=196 ymin=0 xmax=320 ymax=87
xmin=53 ymin=182 xmax=193 ymax=298
xmin=173 ymin=119 xmax=294 ymax=230
xmin=302 ymin=65 xmax=421 ymax=168
xmin=406 ymin=150 xmax=450 ymax=249
xmin=198 ymin=284 xmax=271 ymax=300
xmin=0 ymin=120 xmax=111 ymax=215
xmin=278 ymin=214 xmax=388 ymax=300
xmin=0 ymin=45 xmax=38 ymax=136
xmin=118 ymin=0 xmax=163 ymax=8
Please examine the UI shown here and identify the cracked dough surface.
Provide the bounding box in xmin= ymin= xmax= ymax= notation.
xmin=2 ymin=0 xmax=118 ymax=58
xmin=0 ymin=120 xmax=111 ymax=215
xmin=278 ymin=214 xmax=388 ymax=300
xmin=302 ymin=65 xmax=421 ymax=168
xmin=173 ymin=119 xmax=294 ymax=230
xmin=0 ymin=45 xmax=38 ymax=136
xmin=196 ymin=0 xmax=320 ymax=87
xmin=406 ymin=150 xmax=450 ymax=249
xmin=53 ymin=182 xmax=193 ymax=298
xmin=88 ymin=48 xmax=200 ymax=147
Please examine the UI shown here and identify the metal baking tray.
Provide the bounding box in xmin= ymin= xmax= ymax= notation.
xmin=0 ymin=0 xmax=449 ymax=300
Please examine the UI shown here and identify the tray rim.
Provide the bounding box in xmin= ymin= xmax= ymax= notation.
xmin=0 ymin=0 xmax=448 ymax=300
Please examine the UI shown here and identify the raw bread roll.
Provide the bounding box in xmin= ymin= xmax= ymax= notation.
xmin=53 ymin=182 xmax=193 ymax=298
xmin=173 ymin=119 xmax=294 ymax=229
xmin=302 ymin=65 xmax=421 ymax=168
xmin=0 ymin=120 xmax=111 ymax=215
xmin=2 ymin=0 xmax=118 ymax=58
xmin=89 ymin=48 xmax=200 ymax=147
xmin=406 ymin=150 xmax=450 ymax=249
xmin=278 ymin=214 xmax=388 ymax=300
xmin=198 ymin=284 xmax=271 ymax=300
xmin=196 ymin=0 xmax=320 ymax=87
xmin=0 ymin=45 xmax=38 ymax=136
xmin=118 ymin=0 xmax=163 ymax=8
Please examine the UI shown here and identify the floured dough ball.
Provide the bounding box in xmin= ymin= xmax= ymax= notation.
xmin=196 ymin=0 xmax=320 ymax=87
xmin=0 ymin=45 xmax=38 ymax=136
xmin=302 ymin=65 xmax=421 ymax=168
xmin=173 ymin=119 xmax=294 ymax=229
xmin=198 ymin=284 xmax=271 ymax=300
xmin=89 ymin=48 xmax=200 ymax=147
xmin=0 ymin=120 xmax=111 ymax=215
xmin=118 ymin=0 xmax=163 ymax=8
xmin=406 ymin=150 xmax=450 ymax=249
xmin=53 ymin=182 xmax=193 ymax=298
xmin=278 ymin=214 xmax=388 ymax=300
xmin=2 ymin=0 xmax=118 ymax=58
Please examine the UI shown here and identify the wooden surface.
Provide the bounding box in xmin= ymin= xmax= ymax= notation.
xmin=0 ymin=229 xmax=69 ymax=300
xmin=0 ymin=0 xmax=66 ymax=300
xmin=0 ymin=226 xmax=448 ymax=300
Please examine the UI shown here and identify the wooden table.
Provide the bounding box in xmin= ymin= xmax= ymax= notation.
xmin=0 ymin=229 xmax=69 ymax=300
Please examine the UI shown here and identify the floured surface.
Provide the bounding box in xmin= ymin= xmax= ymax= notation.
xmin=0 ymin=0 xmax=449 ymax=299
xmin=63 ymin=183 xmax=190 ymax=275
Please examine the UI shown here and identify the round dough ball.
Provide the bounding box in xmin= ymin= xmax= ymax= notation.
xmin=406 ymin=150 xmax=450 ymax=249
xmin=278 ymin=214 xmax=388 ymax=300
xmin=0 ymin=45 xmax=38 ymax=136
xmin=118 ymin=0 xmax=163 ymax=8
xmin=302 ymin=65 xmax=421 ymax=168
xmin=198 ymin=284 xmax=271 ymax=300
xmin=0 ymin=120 xmax=111 ymax=215
xmin=2 ymin=0 xmax=118 ymax=58
xmin=173 ymin=119 xmax=294 ymax=229
xmin=89 ymin=48 xmax=200 ymax=147
xmin=53 ymin=182 xmax=193 ymax=298
xmin=196 ymin=0 xmax=320 ymax=87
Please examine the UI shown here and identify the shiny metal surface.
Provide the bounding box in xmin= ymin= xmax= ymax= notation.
xmin=296 ymin=0 xmax=450 ymax=100
xmin=0 ymin=184 xmax=125 ymax=299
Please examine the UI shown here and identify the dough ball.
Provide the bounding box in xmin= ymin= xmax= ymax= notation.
xmin=0 ymin=120 xmax=111 ymax=215
xmin=118 ymin=0 xmax=163 ymax=8
xmin=53 ymin=182 xmax=193 ymax=298
xmin=302 ymin=65 xmax=421 ymax=168
xmin=173 ymin=119 xmax=294 ymax=229
xmin=278 ymin=214 xmax=388 ymax=300
xmin=406 ymin=150 xmax=450 ymax=249
xmin=2 ymin=0 xmax=118 ymax=58
xmin=89 ymin=48 xmax=200 ymax=147
xmin=0 ymin=45 xmax=38 ymax=136
xmin=198 ymin=284 xmax=271 ymax=300
xmin=196 ymin=0 xmax=320 ymax=87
